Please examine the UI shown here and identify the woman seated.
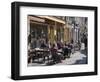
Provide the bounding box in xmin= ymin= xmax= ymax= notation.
xmin=63 ymin=43 xmax=69 ymax=59
xmin=67 ymin=43 xmax=72 ymax=58
xmin=40 ymin=41 xmax=47 ymax=49
xmin=50 ymin=44 xmax=62 ymax=64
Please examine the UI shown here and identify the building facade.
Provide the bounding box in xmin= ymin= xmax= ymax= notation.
xmin=27 ymin=15 xmax=87 ymax=49
xmin=27 ymin=15 xmax=71 ymax=48
xmin=66 ymin=17 xmax=88 ymax=44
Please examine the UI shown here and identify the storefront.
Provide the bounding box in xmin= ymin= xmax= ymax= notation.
xmin=28 ymin=15 xmax=71 ymax=49
xmin=28 ymin=15 xmax=48 ymax=49
xmin=30 ymin=22 xmax=48 ymax=48
xmin=44 ymin=16 xmax=66 ymax=44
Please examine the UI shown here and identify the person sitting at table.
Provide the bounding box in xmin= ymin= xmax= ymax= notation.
xmin=40 ymin=41 xmax=47 ymax=49
xmin=63 ymin=43 xmax=69 ymax=59
xmin=67 ymin=43 xmax=72 ymax=58
xmin=57 ymin=41 xmax=63 ymax=49
xmin=70 ymin=42 xmax=74 ymax=54
xmin=50 ymin=44 xmax=62 ymax=64
xmin=57 ymin=41 xmax=61 ymax=49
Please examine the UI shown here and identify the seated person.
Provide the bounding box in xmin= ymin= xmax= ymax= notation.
xmin=57 ymin=41 xmax=63 ymax=49
xmin=50 ymin=44 xmax=62 ymax=63
xmin=40 ymin=41 xmax=47 ymax=49
xmin=63 ymin=43 xmax=69 ymax=59
xmin=68 ymin=43 xmax=72 ymax=58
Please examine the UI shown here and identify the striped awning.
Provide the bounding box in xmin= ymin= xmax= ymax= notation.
xmin=39 ymin=16 xmax=65 ymax=24
xmin=28 ymin=16 xmax=45 ymax=23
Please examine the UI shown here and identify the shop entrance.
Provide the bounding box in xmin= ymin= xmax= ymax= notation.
xmin=30 ymin=22 xmax=48 ymax=48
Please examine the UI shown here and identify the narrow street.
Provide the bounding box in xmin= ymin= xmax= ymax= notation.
xmin=27 ymin=16 xmax=88 ymax=66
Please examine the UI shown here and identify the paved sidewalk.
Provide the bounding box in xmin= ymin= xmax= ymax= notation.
xmin=56 ymin=51 xmax=87 ymax=65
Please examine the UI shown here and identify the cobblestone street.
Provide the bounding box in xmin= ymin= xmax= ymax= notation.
xmin=56 ymin=51 xmax=87 ymax=65
xmin=28 ymin=51 xmax=87 ymax=66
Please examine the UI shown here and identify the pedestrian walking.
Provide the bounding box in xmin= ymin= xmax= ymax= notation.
xmin=81 ymin=42 xmax=85 ymax=54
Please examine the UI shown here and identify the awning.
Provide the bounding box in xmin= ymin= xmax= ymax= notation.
xmin=28 ymin=16 xmax=45 ymax=23
xmin=39 ymin=16 xmax=65 ymax=24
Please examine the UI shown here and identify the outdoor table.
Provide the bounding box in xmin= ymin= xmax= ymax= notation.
xmin=57 ymin=49 xmax=63 ymax=55
xmin=57 ymin=49 xmax=64 ymax=60
xmin=29 ymin=48 xmax=50 ymax=63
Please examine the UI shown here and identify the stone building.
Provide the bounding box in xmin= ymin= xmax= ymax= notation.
xmin=66 ymin=17 xmax=88 ymax=44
